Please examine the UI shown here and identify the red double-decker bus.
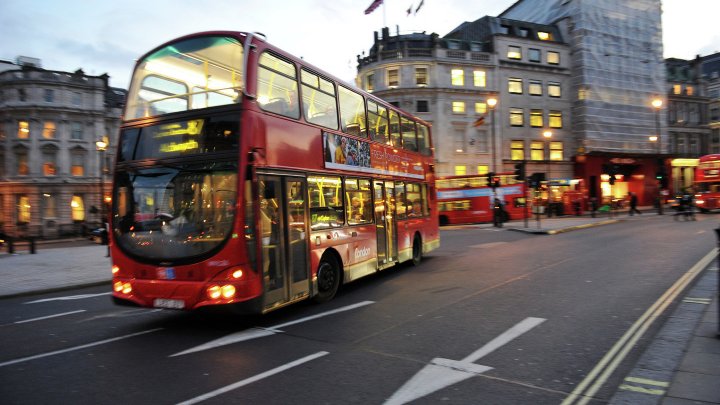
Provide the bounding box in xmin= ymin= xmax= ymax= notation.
xmin=110 ymin=32 xmax=439 ymax=313
xmin=693 ymin=154 xmax=720 ymax=212
xmin=436 ymin=174 xmax=528 ymax=225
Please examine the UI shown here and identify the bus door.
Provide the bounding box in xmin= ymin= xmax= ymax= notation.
xmin=258 ymin=175 xmax=310 ymax=310
xmin=374 ymin=180 xmax=398 ymax=266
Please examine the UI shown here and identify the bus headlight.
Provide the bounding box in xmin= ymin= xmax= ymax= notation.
xmin=113 ymin=281 xmax=132 ymax=294
xmin=207 ymin=284 xmax=236 ymax=300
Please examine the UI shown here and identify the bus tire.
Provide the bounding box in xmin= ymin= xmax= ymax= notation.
xmin=411 ymin=234 xmax=423 ymax=266
xmin=314 ymin=254 xmax=341 ymax=303
xmin=439 ymin=216 xmax=449 ymax=226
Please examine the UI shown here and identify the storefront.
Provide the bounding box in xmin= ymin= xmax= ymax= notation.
xmin=574 ymin=153 xmax=669 ymax=207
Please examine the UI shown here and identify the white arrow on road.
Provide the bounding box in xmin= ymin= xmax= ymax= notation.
xmin=171 ymin=301 xmax=375 ymax=357
xmin=385 ymin=316 xmax=546 ymax=405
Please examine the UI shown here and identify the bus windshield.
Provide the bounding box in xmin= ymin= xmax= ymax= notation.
xmin=113 ymin=161 xmax=237 ymax=261
xmin=125 ymin=35 xmax=244 ymax=120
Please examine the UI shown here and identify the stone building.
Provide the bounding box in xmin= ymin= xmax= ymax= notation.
xmin=356 ymin=19 xmax=573 ymax=183
xmin=0 ymin=56 xmax=126 ymax=238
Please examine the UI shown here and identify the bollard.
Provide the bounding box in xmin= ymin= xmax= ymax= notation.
xmin=29 ymin=237 xmax=36 ymax=254
xmin=7 ymin=237 xmax=13 ymax=254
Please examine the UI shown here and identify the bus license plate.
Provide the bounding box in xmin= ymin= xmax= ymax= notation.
xmin=153 ymin=298 xmax=185 ymax=309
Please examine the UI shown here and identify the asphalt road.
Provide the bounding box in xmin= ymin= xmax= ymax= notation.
xmin=0 ymin=213 xmax=715 ymax=404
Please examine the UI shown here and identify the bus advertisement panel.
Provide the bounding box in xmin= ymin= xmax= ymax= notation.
xmin=110 ymin=31 xmax=438 ymax=314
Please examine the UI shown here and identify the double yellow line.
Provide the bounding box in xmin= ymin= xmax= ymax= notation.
xmin=561 ymin=248 xmax=717 ymax=405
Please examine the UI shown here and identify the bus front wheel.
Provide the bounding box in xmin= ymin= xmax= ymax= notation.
xmin=411 ymin=235 xmax=423 ymax=266
xmin=314 ymin=255 xmax=341 ymax=303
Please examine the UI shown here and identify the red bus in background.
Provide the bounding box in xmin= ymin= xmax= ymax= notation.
xmin=110 ymin=31 xmax=439 ymax=314
xmin=436 ymin=174 xmax=528 ymax=225
xmin=693 ymin=154 xmax=720 ymax=211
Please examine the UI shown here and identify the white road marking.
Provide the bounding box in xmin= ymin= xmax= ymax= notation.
xmin=0 ymin=328 xmax=162 ymax=368
xmin=561 ymin=247 xmax=716 ymax=405
xmin=176 ymin=351 xmax=329 ymax=405
xmin=384 ymin=317 xmax=546 ymax=405
xmin=14 ymin=310 xmax=86 ymax=324
xmin=171 ymin=301 xmax=374 ymax=357
xmin=25 ymin=292 xmax=112 ymax=304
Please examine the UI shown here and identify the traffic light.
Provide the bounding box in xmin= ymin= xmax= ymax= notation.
xmin=487 ymin=172 xmax=494 ymax=188
xmin=514 ymin=161 xmax=525 ymax=181
xmin=609 ymin=174 xmax=616 ymax=185
xmin=529 ymin=173 xmax=545 ymax=189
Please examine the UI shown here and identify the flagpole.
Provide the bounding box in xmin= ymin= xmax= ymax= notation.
xmin=383 ymin=0 xmax=386 ymax=28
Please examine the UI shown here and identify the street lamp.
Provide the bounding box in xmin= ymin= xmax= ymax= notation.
xmin=651 ymin=97 xmax=664 ymax=214
xmin=95 ymin=138 xmax=108 ymax=243
xmin=543 ymin=130 xmax=552 ymax=217
xmin=486 ymin=97 xmax=499 ymax=226
xmin=487 ymin=97 xmax=498 ymax=173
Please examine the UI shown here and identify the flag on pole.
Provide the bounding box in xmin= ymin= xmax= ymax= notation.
xmin=364 ymin=0 xmax=383 ymax=15
xmin=415 ymin=0 xmax=425 ymax=14
xmin=473 ymin=116 xmax=486 ymax=127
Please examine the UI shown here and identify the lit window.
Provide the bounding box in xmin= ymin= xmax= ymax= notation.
xmin=509 ymin=108 xmax=524 ymax=126
xmin=475 ymin=102 xmax=487 ymax=114
xmin=547 ymin=51 xmax=560 ymax=65
xmin=507 ymin=46 xmax=522 ymax=60
xmin=538 ymin=31 xmax=552 ymax=41
xmin=531 ymin=141 xmax=544 ymax=161
xmin=673 ymin=84 xmax=682 ymax=95
xmin=454 ymin=165 xmax=467 ymax=175
xmin=43 ymin=152 xmax=57 ymax=176
xmin=686 ymin=86 xmax=694 ymax=96
xmin=415 ymin=67 xmax=428 ymax=86
xmin=511 ymin=140 xmax=525 ymax=160
xmin=387 ymin=68 xmax=399 ymax=87
xmin=43 ymin=121 xmax=56 ymax=139
xmin=43 ymin=193 xmax=57 ymax=218
xmin=549 ymin=111 xmax=563 ymax=128
xmin=529 ymin=80 xmax=542 ymax=96
xmin=17 ymin=195 xmax=31 ymax=223
xmin=473 ymin=70 xmax=486 ymax=87
xmin=508 ymin=78 xmax=523 ymax=94
xmin=18 ymin=121 xmax=30 ymax=139
xmin=530 ymin=110 xmax=544 ymax=127
xmin=550 ymin=141 xmax=563 ymax=160
xmin=452 ymin=101 xmax=466 ymax=114
xmin=71 ymin=195 xmax=85 ymax=221
xmin=478 ymin=165 xmax=489 ymax=175
xmin=548 ymin=82 xmax=561 ymax=98
xmin=71 ymin=152 xmax=85 ymax=176
xmin=451 ymin=69 xmax=464 ymax=86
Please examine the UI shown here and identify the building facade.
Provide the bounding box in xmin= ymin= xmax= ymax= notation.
xmin=501 ymin=0 xmax=668 ymax=205
xmin=356 ymin=19 xmax=573 ymax=184
xmin=0 ymin=57 xmax=126 ymax=238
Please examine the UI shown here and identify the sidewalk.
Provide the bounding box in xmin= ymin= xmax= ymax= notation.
xmin=0 ymin=212 xmax=717 ymax=404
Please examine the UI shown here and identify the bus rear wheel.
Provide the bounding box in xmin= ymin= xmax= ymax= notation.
xmin=411 ymin=235 xmax=422 ymax=266
xmin=314 ymin=255 xmax=341 ymax=303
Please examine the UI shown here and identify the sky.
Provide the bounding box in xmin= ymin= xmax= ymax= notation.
xmin=1 ymin=0 xmax=719 ymax=90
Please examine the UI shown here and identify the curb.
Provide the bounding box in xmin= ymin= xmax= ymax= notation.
xmin=506 ymin=219 xmax=620 ymax=235
xmin=0 ymin=280 xmax=111 ymax=300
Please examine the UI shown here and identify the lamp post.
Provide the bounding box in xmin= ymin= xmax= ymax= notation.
xmin=543 ymin=130 xmax=552 ymax=217
xmin=487 ymin=97 xmax=498 ymax=173
xmin=487 ymin=97 xmax=499 ymax=226
xmin=96 ymin=138 xmax=108 ymax=247
xmin=652 ymin=97 xmax=664 ymax=214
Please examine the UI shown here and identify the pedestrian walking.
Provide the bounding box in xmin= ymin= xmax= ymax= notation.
xmin=628 ymin=192 xmax=641 ymax=215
